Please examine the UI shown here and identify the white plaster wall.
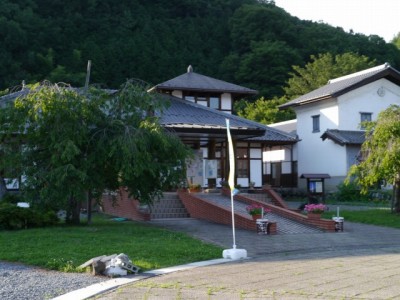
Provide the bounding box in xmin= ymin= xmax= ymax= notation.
xmin=338 ymin=79 xmax=400 ymax=129
xmin=221 ymin=93 xmax=232 ymax=111
xmin=250 ymin=160 xmax=262 ymax=186
xmin=295 ymin=99 xmax=348 ymax=177
xmin=172 ymin=90 xmax=183 ymax=98
xmin=295 ymin=78 xmax=400 ymax=180
xmin=262 ymin=146 xmax=294 ymax=174
xmin=250 ymin=148 xmax=262 ymax=159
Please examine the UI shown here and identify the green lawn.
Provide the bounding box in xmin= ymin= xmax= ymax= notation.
xmin=323 ymin=208 xmax=400 ymax=228
xmin=0 ymin=214 xmax=222 ymax=272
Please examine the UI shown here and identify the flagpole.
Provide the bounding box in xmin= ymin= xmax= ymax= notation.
xmin=222 ymin=119 xmax=247 ymax=260
xmin=230 ymin=187 xmax=236 ymax=249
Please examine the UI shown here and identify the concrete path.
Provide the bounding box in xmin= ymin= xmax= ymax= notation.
xmin=90 ymin=214 xmax=400 ymax=300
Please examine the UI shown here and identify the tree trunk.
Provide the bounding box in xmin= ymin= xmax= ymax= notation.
xmin=0 ymin=177 xmax=7 ymax=200
xmin=66 ymin=194 xmax=81 ymax=224
xmin=394 ymin=174 xmax=400 ymax=213
xmin=87 ymin=190 xmax=92 ymax=225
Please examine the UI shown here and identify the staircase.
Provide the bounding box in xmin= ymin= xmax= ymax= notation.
xmin=150 ymin=192 xmax=190 ymax=219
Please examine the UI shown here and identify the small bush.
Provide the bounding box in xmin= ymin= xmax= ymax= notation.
xmin=333 ymin=181 xmax=391 ymax=203
xmin=1 ymin=193 xmax=22 ymax=204
xmin=334 ymin=182 xmax=369 ymax=202
xmin=0 ymin=203 xmax=58 ymax=230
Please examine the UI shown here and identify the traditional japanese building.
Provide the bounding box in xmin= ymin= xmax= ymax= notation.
xmin=151 ymin=65 xmax=298 ymax=189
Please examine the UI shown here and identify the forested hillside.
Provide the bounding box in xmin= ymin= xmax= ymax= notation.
xmin=1 ymin=0 xmax=399 ymax=99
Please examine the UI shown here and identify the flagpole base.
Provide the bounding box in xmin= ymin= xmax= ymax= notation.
xmin=222 ymin=248 xmax=247 ymax=260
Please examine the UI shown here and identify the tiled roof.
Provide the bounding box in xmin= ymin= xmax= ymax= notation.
xmin=158 ymin=95 xmax=297 ymax=143
xmin=280 ymin=63 xmax=400 ymax=109
xmin=245 ymin=123 xmax=298 ymax=143
xmin=321 ymin=129 xmax=365 ymax=146
xmin=159 ymin=95 xmax=263 ymax=131
xmin=150 ymin=66 xmax=257 ymax=95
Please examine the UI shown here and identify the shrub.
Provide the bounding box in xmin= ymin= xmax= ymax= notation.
xmin=334 ymin=182 xmax=370 ymax=202
xmin=1 ymin=193 xmax=22 ymax=204
xmin=333 ymin=181 xmax=391 ymax=203
xmin=0 ymin=203 xmax=58 ymax=230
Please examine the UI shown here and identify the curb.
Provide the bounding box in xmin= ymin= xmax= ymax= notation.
xmin=51 ymin=258 xmax=234 ymax=300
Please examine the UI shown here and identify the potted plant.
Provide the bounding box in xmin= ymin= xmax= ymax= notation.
xmin=246 ymin=203 xmax=271 ymax=220
xmin=188 ymin=183 xmax=202 ymax=193
xmin=304 ymin=203 xmax=327 ymax=219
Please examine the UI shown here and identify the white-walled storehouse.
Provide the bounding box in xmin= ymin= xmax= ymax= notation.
xmin=280 ymin=63 xmax=400 ymax=191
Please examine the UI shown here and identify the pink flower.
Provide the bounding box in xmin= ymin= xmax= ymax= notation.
xmin=304 ymin=204 xmax=326 ymax=213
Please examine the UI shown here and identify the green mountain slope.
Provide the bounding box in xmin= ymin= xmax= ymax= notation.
xmin=1 ymin=0 xmax=399 ymax=98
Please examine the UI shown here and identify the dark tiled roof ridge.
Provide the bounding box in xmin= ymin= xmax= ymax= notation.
xmin=151 ymin=70 xmax=257 ymax=94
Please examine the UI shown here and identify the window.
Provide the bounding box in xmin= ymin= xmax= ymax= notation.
xmin=312 ymin=115 xmax=320 ymax=132
xmin=237 ymin=160 xmax=248 ymax=178
xmin=360 ymin=112 xmax=372 ymax=129
xmin=196 ymin=96 xmax=208 ymax=107
xmin=209 ymin=97 xmax=219 ymax=109
xmin=183 ymin=93 xmax=220 ymax=110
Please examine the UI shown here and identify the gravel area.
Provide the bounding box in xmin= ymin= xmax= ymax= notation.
xmin=0 ymin=261 xmax=108 ymax=300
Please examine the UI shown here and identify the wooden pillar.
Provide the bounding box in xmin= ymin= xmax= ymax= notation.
xmin=207 ymin=139 xmax=216 ymax=188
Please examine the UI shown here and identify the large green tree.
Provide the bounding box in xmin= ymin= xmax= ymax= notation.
xmin=348 ymin=105 xmax=400 ymax=213
xmin=236 ymin=96 xmax=295 ymax=125
xmin=284 ymin=52 xmax=377 ymax=99
xmin=238 ymin=52 xmax=377 ymax=123
xmin=1 ymin=0 xmax=400 ymax=96
xmin=0 ymin=81 xmax=190 ymax=224
xmin=392 ymin=32 xmax=400 ymax=50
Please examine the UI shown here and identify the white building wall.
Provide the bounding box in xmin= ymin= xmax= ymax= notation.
xmin=295 ymin=78 xmax=400 ymax=190
xmin=171 ymin=90 xmax=183 ymax=98
xmin=295 ymin=99 xmax=348 ymax=178
xmin=338 ymin=79 xmax=400 ymax=129
xmin=263 ymin=146 xmax=293 ymax=174
xmin=221 ymin=93 xmax=232 ymax=113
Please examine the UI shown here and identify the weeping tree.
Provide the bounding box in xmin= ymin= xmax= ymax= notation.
xmin=0 ymin=81 xmax=190 ymax=224
xmin=347 ymin=105 xmax=400 ymax=213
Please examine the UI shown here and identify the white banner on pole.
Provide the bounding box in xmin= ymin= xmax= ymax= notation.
xmin=226 ymin=119 xmax=235 ymax=191
xmin=222 ymin=119 xmax=247 ymax=259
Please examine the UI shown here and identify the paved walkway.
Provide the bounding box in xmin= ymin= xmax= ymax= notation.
xmin=90 ymin=211 xmax=400 ymax=300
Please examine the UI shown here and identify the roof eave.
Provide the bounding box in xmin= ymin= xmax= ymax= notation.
xmin=279 ymin=95 xmax=334 ymax=109
xmin=154 ymin=85 xmax=258 ymax=95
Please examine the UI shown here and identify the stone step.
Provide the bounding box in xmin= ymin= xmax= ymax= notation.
xmin=151 ymin=207 xmax=188 ymax=214
xmin=151 ymin=201 xmax=185 ymax=209
xmin=151 ymin=212 xmax=190 ymax=219
xmin=150 ymin=192 xmax=190 ymax=219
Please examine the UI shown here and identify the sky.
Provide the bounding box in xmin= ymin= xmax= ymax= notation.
xmin=273 ymin=0 xmax=400 ymax=42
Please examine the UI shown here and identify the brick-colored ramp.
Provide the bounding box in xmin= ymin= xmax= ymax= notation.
xmin=197 ymin=193 xmax=323 ymax=234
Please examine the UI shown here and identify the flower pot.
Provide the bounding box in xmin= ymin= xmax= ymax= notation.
xmin=252 ymin=214 xmax=262 ymax=220
xmin=308 ymin=212 xmax=322 ymax=219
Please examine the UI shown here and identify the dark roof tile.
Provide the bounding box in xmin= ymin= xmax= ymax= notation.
xmin=321 ymin=129 xmax=365 ymax=146
xmin=150 ymin=67 xmax=257 ymax=95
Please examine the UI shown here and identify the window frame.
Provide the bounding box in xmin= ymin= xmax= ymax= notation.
xmin=312 ymin=115 xmax=320 ymax=133
xmin=183 ymin=92 xmax=221 ymax=110
xmin=360 ymin=112 xmax=372 ymax=129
